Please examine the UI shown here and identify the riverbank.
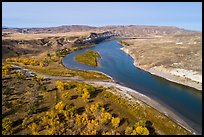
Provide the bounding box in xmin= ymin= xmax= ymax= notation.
xmin=120 ymin=47 xmax=202 ymax=91
xmin=87 ymin=81 xmax=197 ymax=135
xmin=148 ymin=66 xmax=202 ymax=91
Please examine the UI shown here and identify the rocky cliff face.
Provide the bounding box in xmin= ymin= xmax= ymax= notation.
xmin=74 ymin=31 xmax=119 ymax=45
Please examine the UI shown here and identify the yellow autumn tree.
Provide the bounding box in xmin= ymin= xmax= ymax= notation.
xmin=82 ymin=88 xmax=90 ymax=102
xmin=111 ymin=117 xmax=120 ymax=128
xmin=61 ymin=92 xmax=71 ymax=100
xmin=39 ymin=61 xmax=45 ymax=67
xmin=125 ymin=126 xmax=133 ymax=135
xmin=55 ymin=80 xmax=64 ymax=91
xmin=2 ymin=64 xmax=11 ymax=75
xmin=131 ymin=126 xmax=149 ymax=135
xmin=6 ymin=57 xmax=19 ymax=62
xmin=55 ymin=101 xmax=65 ymax=112
xmin=89 ymin=102 xmax=104 ymax=115
xmin=100 ymin=111 xmax=112 ymax=125
xmin=2 ymin=118 xmax=13 ymax=135
xmin=30 ymin=59 xmax=39 ymax=66
xmin=22 ymin=58 xmax=30 ymax=65
xmin=15 ymin=71 xmax=26 ymax=79
xmin=131 ymin=120 xmax=150 ymax=135
xmin=28 ymin=123 xmax=39 ymax=135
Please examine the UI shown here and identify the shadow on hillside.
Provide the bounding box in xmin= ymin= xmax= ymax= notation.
xmin=2 ymin=109 xmax=18 ymax=119
xmin=146 ymin=120 xmax=156 ymax=135
xmin=77 ymin=107 xmax=85 ymax=115
xmin=91 ymin=88 xmax=104 ymax=98
xmin=36 ymin=106 xmax=50 ymax=113
xmin=71 ymin=95 xmax=78 ymax=100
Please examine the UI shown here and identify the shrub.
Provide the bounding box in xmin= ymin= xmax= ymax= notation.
xmin=28 ymin=123 xmax=39 ymax=135
xmin=111 ymin=117 xmax=120 ymax=128
xmin=120 ymin=40 xmax=130 ymax=46
xmin=55 ymin=101 xmax=65 ymax=111
xmin=100 ymin=111 xmax=112 ymax=125
xmin=65 ymin=104 xmax=77 ymax=116
xmin=55 ymin=80 xmax=64 ymax=91
xmin=56 ymin=48 xmax=71 ymax=57
xmin=128 ymin=120 xmax=150 ymax=135
xmin=39 ymin=61 xmax=45 ymax=67
xmin=36 ymin=75 xmax=44 ymax=83
xmin=30 ymin=59 xmax=39 ymax=66
xmin=2 ymin=118 xmax=13 ymax=135
xmin=89 ymin=102 xmax=104 ymax=114
xmin=132 ymin=126 xmax=149 ymax=135
xmin=22 ymin=117 xmax=29 ymax=129
xmin=85 ymin=84 xmax=95 ymax=95
xmin=2 ymin=64 xmax=11 ymax=75
xmin=22 ymin=58 xmax=30 ymax=65
xmin=55 ymin=81 xmax=72 ymax=91
xmin=125 ymin=126 xmax=133 ymax=135
xmin=63 ymin=82 xmax=72 ymax=90
xmin=61 ymin=92 xmax=71 ymax=100
xmin=27 ymin=105 xmax=37 ymax=115
xmin=82 ymin=88 xmax=90 ymax=101
xmin=15 ymin=71 xmax=26 ymax=79
xmin=6 ymin=57 xmax=19 ymax=62
xmin=134 ymin=120 xmax=146 ymax=127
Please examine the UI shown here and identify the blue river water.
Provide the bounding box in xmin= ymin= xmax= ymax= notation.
xmin=62 ymin=39 xmax=202 ymax=134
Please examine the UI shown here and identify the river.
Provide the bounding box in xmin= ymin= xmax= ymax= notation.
xmin=62 ymin=39 xmax=202 ymax=134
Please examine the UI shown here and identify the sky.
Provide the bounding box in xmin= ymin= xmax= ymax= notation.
xmin=2 ymin=2 xmax=202 ymax=31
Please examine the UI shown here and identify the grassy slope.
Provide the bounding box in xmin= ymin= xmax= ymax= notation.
xmin=120 ymin=33 xmax=202 ymax=74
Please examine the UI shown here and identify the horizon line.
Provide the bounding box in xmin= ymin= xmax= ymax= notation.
xmin=2 ymin=24 xmax=201 ymax=32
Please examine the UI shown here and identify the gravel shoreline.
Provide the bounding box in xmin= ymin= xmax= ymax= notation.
xmin=148 ymin=67 xmax=202 ymax=91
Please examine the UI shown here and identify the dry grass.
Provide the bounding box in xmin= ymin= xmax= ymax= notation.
xmin=2 ymin=30 xmax=107 ymax=41
xmin=122 ymin=33 xmax=202 ymax=74
xmin=2 ymin=31 xmax=92 ymax=40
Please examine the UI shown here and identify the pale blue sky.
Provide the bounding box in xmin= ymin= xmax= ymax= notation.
xmin=2 ymin=2 xmax=202 ymax=31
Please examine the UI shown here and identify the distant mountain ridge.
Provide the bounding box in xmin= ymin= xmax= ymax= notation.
xmin=2 ymin=26 xmax=10 ymax=29
xmin=2 ymin=25 xmax=199 ymax=37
